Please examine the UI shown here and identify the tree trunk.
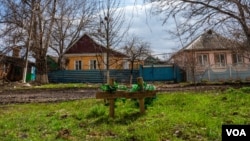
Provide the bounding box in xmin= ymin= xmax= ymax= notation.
xmin=58 ymin=55 xmax=64 ymax=70
xmin=36 ymin=57 xmax=48 ymax=84
xmin=130 ymin=61 xmax=134 ymax=85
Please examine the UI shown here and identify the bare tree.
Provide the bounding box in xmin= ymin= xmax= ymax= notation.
xmin=150 ymin=0 xmax=250 ymax=48
xmin=0 ymin=0 xmax=27 ymax=54
xmin=0 ymin=0 xmax=58 ymax=84
xmin=122 ymin=36 xmax=151 ymax=84
xmin=0 ymin=1 xmax=27 ymax=83
xmin=177 ymin=48 xmax=197 ymax=84
xmin=91 ymin=0 xmax=129 ymax=83
xmin=29 ymin=0 xmax=57 ymax=83
xmin=50 ymin=0 xmax=96 ymax=69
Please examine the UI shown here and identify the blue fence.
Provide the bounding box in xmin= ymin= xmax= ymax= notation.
xmin=139 ymin=65 xmax=183 ymax=82
xmin=48 ymin=65 xmax=184 ymax=83
xmin=48 ymin=69 xmax=139 ymax=83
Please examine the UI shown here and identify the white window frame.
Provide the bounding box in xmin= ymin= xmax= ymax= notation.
xmin=197 ymin=54 xmax=209 ymax=67
xmin=214 ymin=53 xmax=226 ymax=67
xmin=123 ymin=61 xmax=129 ymax=69
xmin=89 ymin=60 xmax=97 ymax=70
xmin=75 ymin=60 xmax=82 ymax=70
xmin=232 ymin=53 xmax=244 ymax=65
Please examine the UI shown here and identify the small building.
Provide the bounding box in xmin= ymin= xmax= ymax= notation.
xmin=0 ymin=47 xmax=35 ymax=82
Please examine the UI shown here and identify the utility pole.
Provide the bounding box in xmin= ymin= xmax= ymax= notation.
xmin=22 ymin=1 xmax=36 ymax=83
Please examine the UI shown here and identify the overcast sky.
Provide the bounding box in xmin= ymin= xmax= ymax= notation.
xmin=121 ymin=0 xmax=182 ymax=59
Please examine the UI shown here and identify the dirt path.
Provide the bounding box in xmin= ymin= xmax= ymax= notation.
xmin=0 ymin=83 xmax=242 ymax=104
xmin=0 ymin=89 xmax=96 ymax=104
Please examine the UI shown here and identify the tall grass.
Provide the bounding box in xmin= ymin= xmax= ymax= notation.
xmin=0 ymin=87 xmax=249 ymax=140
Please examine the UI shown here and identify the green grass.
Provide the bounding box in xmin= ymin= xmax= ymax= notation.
xmin=33 ymin=83 xmax=99 ymax=89
xmin=0 ymin=87 xmax=250 ymax=141
xmin=5 ymin=83 xmax=99 ymax=91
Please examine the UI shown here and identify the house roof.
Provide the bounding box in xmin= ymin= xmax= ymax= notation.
xmin=167 ymin=30 xmax=241 ymax=63
xmin=144 ymin=55 xmax=166 ymax=65
xmin=183 ymin=30 xmax=239 ymax=51
xmin=64 ymin=34 xmax=128 ymax=58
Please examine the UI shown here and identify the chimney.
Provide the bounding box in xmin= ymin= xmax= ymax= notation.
xmin=12 ymin=46 xmax=20 ymax=58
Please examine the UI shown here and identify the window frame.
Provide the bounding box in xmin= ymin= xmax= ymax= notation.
xmin=232 ymin=53 xmax=244 ymax=65
xmin=75 ymin=60 xmax=82 ymax=70
xmin=197 ymin=54 xmax=209 ymax=67
xmin=89 ymin=60 xmax=97 ymax=70
xmin=214 ymin=53 xmax=226 ymax=67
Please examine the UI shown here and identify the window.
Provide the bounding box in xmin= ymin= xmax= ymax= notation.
xmin=197 ymin=54 xmax=208 ymax=66
xmin=214 ymin=53 xmax=226 ymax=67
xmin=232 ymin=54 xmax=243 ymax=65
xmin=123 ymin=61 xmax=129 ymax=69
xmin=90 ymin=60 xmax=97 ymax=70
xmin=75 ymin=60 xmax=82 ymax=70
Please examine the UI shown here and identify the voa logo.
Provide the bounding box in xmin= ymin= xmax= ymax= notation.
xmin=226 ymin=129 xmax=246 ymax=136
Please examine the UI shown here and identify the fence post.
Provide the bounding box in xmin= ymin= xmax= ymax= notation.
xmin=208 ymin=67 xmax=210 ymax=81
xmin=229 ymin=65 xmax=232 ymax=78
xmin=139 ymin=65 xmax=143 ymax=77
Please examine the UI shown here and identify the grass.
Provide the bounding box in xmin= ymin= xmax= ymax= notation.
xmin=33 ymin=83 xmax=99 ymax=89
xmin=2 ymin=83 xmax=99 ymax=91
xmin=0 ymin=87 xmax=250 ymax=141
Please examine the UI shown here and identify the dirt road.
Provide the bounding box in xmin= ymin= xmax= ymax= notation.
xmin=0 ymin=88 xmax=97 ymax=104
xmin=0 ymin=84 xmax=234 ymax=104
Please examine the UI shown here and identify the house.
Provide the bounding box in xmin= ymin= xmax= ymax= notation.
xmin=0 ymin=47 xmax=35 ymax=82
xmin=170 ymin=30 xmax=250 ymax=82
xmin=63 ymin=34 xmax=130 ymax=70
xmin=144 ymin=55 xmax=166 ymax=65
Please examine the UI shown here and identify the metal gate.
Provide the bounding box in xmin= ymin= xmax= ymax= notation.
xmin=139 ymin=65 xmax=183 ymax=82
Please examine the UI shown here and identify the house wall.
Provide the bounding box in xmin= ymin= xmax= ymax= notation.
xmin=173 ymin=50 xmax=250 ymax=68
xmin=173 ymin=49 xmax=250 ymax=82
xmin=66 ymin=55 xmax=102 ymax=70
xmin=129 ymin=60 xmax=144 ymax=70
xmin=194 ymin=50 xmax=250 ymax=66
xmin=65 ymin=54 xmax=127 ymax=70
xmin=109 ymin=56 xmax=127 ymax=69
